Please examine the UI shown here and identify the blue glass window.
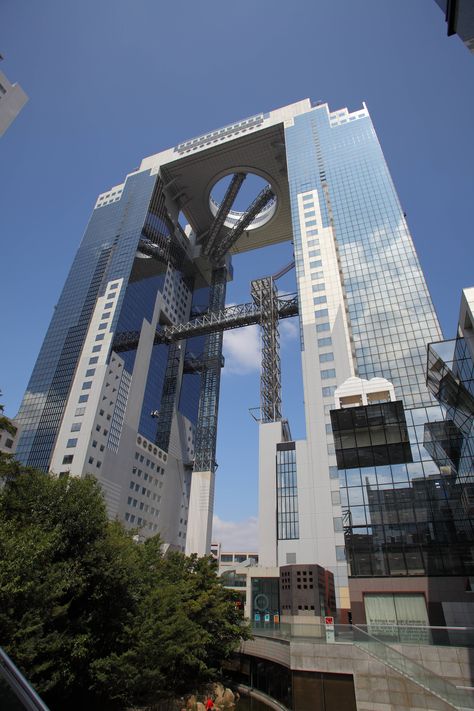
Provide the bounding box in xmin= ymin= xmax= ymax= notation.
xmin=316 ymin=323 xmax=330 ymax=333
xmin=321 ymin=369 xmax=336 ymax=379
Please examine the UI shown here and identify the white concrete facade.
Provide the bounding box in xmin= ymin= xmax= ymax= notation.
xmin=258 ymin=181 xmax=356 ymax=610
xmin=49 ymin=268 xmax=192 ymax=549
xmin=0 ymin=68 xmax=28 ymax=137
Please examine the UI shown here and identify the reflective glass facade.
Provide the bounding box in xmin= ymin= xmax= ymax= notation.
xmin=283 ymin=104 xmax=467 ymax=592
xmin=276 ymin=443 xmax=299 ymax=540
xmin=285 ymin=105 xmax=442 ymax=409
xmin=16 ymin=170 xmax=157 ymax=469
xmin=178 ymin=283 xmax=210 ymax=426
xmin=339 ymin=403 xmax=474 ymax=577
xmin=427 ymin=337 xmax=474 ymax=487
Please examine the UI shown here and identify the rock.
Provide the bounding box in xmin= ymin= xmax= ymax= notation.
xmin=213 ymin=688 xmax=235 ymax=709
xmin=212 ymin=682 xmax=225 ymax=698
xmin=223 ymin=688 xmax=234 ymax=704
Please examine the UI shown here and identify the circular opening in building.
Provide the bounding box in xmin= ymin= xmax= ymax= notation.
xmin=209 ymin=172 xmax=277 ymax=231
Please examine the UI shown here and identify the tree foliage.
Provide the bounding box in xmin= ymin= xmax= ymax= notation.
xmin=0 ymin=455 xmax=250 ymax=710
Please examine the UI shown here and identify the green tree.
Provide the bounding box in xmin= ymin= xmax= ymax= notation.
xmin=92 ymin=545 xmax=251 ymax=707
xmin=0 ymin=395 xmax=17 ymax=436
xmin=0 ymin=461 xmax=143 ymax=709
xmin=0 ymin=457 xmax=250 ymax=710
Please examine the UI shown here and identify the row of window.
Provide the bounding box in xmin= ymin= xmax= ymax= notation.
xmin=65 ymin=283 xmax=121 ymax=460
xmin=134 ymin=450 xmax=165 ymax=474
xmin=127 ymin=496 xmax=160 ymax=516
xmin=124 ymin=512 xmax=159 ymax=532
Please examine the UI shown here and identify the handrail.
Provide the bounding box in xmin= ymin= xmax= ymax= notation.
xmin=352 ymin=625 xmax=474 ymax=710
xmin=0 ymin=647 xmax=50 ymax=710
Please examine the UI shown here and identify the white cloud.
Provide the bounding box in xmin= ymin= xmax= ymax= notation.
xmin=223 ymin=325 xmax=260 ymax=375
xmin=280 ymin=318 xmax=298 ymax=341
xmin=212 ymin=515 xmax=258 ymax=551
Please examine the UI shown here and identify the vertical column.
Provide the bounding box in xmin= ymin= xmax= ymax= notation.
xmin=155 ymin=342 xmax=183 ymax=453
xmin=186 ymin=266 xmax=226 ymax=555
xmin=251 ymin=276 xmax=282 ymax=422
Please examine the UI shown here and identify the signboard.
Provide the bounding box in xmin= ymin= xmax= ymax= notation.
xmin=325 ymin=616 xmax=335 ymax=643
xmin=254 ymin=613 xmax=260 ymax=623
xmin=264 ymin=613 xmax=270 ymax=623
xmin=273 ymin=614 xmax=280 ymax=625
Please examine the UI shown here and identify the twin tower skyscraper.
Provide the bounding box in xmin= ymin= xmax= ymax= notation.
xmin=16 ymin=99 xmax=460 ymax=616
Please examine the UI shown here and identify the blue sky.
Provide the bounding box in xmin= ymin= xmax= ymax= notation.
xmin=1 ymin=1 xmax=473 ymax=549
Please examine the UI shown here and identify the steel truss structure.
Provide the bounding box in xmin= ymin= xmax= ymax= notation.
xmin=207 ymin=184 xmax=275 ymax=263
xmin=112 ymin=293 xmax=298 ymax=352
xmin=113 ymin=171 xmax=296 ymax=516
xmin=202 ymin=173 xmax=246 ymax=257
xmin=193 ymin=266 xmax=227 ymax=472
xmin=251 ymin=276 xmax=282 ymax=422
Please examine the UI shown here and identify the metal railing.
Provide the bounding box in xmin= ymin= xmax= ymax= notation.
xmin=250 ymin=622 xmax=474 ymax=710
xmin=0 ymin=647 xmax=50 ymax=710
xmin=352 ymin=625 xmax=474 ymax=710
xmin=251 ymin=622 xmax=474 ymax=648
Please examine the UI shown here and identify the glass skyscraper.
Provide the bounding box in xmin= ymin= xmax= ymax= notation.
xmin=15 ymin=99 xmax=473 ymax=622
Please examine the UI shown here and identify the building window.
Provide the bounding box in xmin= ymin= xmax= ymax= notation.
xmin=66 ymin=438 xmax=77 ymax=448
xmin=75 ymin=407 xmax=86 ymax=416
xmin=321 ymin=369 xmax=336 ymax=379
xmin=331 ymin=491 xmax=341 ymax=505
xmin=92 ymin=345 xmax=101 ymax=353
xmin=78 ymin=395 xmax=89 ymax=403
xmin=322 ymin=386 xmax=336 ymax=397
xmin=276 ymin=443 xmax=299 ymax=540
xmin=329 ymin=465 xmax=338 ymax=479
xmin=70 ymin=423 xmax=81 ymax=432
xmin=313 ymin=298 xmax=327 ymax=306
xmin=85 ymin=368 xmax=95 ymax=377
xmin=89 ymin=357 xmax=99 ymax=365
xmin=336 ymin=546 xmax=346 ymax=561
xmin=82 ymin=382 xmax=92 ymax=390
xmin=95 ymin=334 xmax=105 ymax=341
xmin=320 ymin=352 xmax=334 ymax=363
xmin=98 ymin=323 xmax=107 ymax=331
xmin=316 ymin=323 xmax=330 ymax=333
xmin=333 ymin=517 xmax=343 ymax=532
xmin=62 ymin=455 xmax=73 ymax=465
xmin=310 ymin=260 xmax=322 ymax=269
xmin=312 ymin=283 xmax=325 ymax=292
xmin=318 ymin=337 xmax=332 ymax=347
